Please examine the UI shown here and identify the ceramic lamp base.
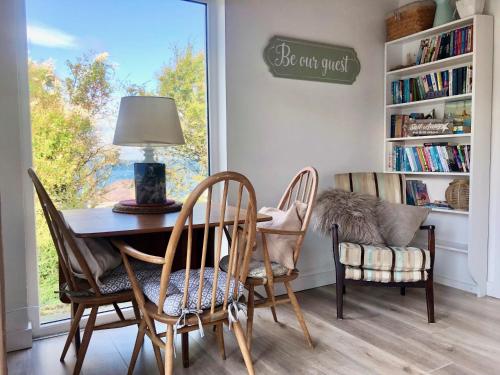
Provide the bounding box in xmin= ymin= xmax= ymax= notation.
xmin=134 ymin=162 xmax=167 ymax=205
xmin=113 ymin=199 xmax=182 ymax=214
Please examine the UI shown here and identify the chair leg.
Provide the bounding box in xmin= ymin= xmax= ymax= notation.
xmin=264 ymin=284 xmax=278 ymax=322
xmin=132 ymin=299 xmax=141 ymax=321
xmin=113 ymin=302 xmax=126 ymax=321
xmin=246 ymin=284 xmax=255 ymax=351
xmin=73 ymin=306 xmax=98 ymax=375
xmin=164 ymin=325 xmax=174 ymax=375
xmin=426 ymin=279 xmax=435 ymax=323
xmin=128 ymin=320 xmax=146 ymax=375
xmin=400 ymin=287 xmax=406 ymax=296
xmin=181 ymin=333 xmax=189 ymax=368
xmin=149 ymin=322 xmax=164 ymax=375
xmin=215 ymin=323 xmax=226 ymax=360
xmin=284 ymin=281 xmax=313 ymax=348
xmin=342 ymin=285 xmax=346 ymax=295
xmin=61 ymin=303 xmax=84 ymax=362
xmin=72 ymin=303 xmax=81 ymax=352
xmin=232 ymin=320 xmax=255 ymax=375
xmin=336 ymin=274 xmax=344 ymax=320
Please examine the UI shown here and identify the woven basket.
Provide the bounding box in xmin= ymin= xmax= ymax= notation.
xmin=386 ymin=1 xmax=436 ymax=42
xmin=445 ymin=179 xmax=470 ymax=210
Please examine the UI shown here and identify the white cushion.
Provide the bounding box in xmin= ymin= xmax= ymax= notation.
xmin=66 ymin=233 xmax=122 ymax=287
xmin=252 ymin=201 xmax=307 ymax=269
xmin=141 ymin=267 xmax=243 ymax=316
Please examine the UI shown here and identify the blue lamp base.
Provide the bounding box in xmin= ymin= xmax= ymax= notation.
xmin=134 ymin=162 xmax=167 ymax=204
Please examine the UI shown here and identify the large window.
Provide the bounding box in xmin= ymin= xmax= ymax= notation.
xmin=25 ymin=0 xmax=209 ymax=324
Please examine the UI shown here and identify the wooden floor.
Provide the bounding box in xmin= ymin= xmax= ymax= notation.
xmin=7 ymin=284 xmax=500 ymax=374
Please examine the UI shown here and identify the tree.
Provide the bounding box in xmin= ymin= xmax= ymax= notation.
xmin=65 ymin=52 xmax=114 ymax=118
xmin=29 ymin=54 xmax=118 ymax=312
xmin=156 ymin=45 xmax=208 ymax=178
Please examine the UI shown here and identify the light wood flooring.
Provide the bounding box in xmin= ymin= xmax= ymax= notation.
xmin=7 ymin=284 xmax=500 ymax=374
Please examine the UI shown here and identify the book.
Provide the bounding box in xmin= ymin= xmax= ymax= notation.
xmin=390 ymin=144 xmax=471 ymax=173
xmin=391 ymin=66 xmax=471 ymax=104
xmin=415 ymin=25 xmax=473 ymax=65
xmin=406 ymin=180 xmax=430 ymax=206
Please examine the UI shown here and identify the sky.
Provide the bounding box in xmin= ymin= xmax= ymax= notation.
xmin=26 ymin=0 xmax=207 ymax=160
xmin=26 ymin=0 xmax=206 ymax=91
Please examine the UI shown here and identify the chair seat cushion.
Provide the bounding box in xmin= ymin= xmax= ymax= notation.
xmin=98 ymin=260 xmax=160 ymax=295
xmin=141 ymin=267 xmax=244 ymax=316
xmin=340 ymin=242 xmax=431 ymax=272
xmin=345 ymin=266 xmax=428 ymax=283
xmin=219 ymin=255 xmax=289 ymax=279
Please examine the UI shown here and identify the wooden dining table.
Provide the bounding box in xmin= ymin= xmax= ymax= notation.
xmin=61 ymin=204 xmax=271 ymax=368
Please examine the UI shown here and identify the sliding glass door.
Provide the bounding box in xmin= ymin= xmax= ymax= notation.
xmin=25 ymin=0 xmax=209 ymax=327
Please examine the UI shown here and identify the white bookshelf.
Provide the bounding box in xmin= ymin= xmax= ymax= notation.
xmin=383 ymin=16 xmax=493 ymax=296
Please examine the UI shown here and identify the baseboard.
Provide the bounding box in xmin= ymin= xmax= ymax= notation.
xmin=6 ymin=308 xmax=32 ymax=351
xmin=263 ymin=267 xmax=335 ymax=297
xmin=434 ymin=274 xmax=476 ymax=294
xmin=6 ymin=322 xmax=32 ymax=352
xmin=267 ymin=266 xmax=476 ymax=297
xmin=487 ymin=281 xmax=500 ymax=298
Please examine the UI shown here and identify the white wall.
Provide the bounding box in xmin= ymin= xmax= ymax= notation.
xmin=225 ymin=0 xmax=397 ymax=291
xmin=0 ymin=0 xmax=33 ymax=350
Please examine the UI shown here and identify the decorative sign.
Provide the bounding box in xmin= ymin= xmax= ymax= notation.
xmin=264 ymin=36 xmax=361 ymax=85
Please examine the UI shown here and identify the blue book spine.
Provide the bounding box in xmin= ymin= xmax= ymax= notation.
xmin=411 ymin=148 xmax=421 ymax=171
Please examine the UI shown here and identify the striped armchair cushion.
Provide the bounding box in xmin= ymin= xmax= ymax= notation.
xmin=345 ymin=266 xmax=428 ymax=283
xmin=340 ymin=242 xmax=431 ymax=272
xmin=334 ymin=172 xmax=405 ymax=204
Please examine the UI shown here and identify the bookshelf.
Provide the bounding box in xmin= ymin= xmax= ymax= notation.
xmin=383 ymin=16 xmax=493 ymax=296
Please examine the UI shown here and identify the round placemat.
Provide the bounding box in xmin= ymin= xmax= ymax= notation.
xmin=112 ymin=199 xmax=182 ymax=214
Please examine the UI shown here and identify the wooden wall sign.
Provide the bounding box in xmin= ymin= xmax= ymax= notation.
xmin=264 ymin=36 xmax=361 ymax=85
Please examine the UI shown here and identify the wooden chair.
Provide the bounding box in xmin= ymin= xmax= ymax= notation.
xmin=112 ymin=171 xmax=258 ymax=375
xmin=244 ymin=167 xmax=318 ymax=350
xmin=28 ymin=168 xmax=141 ymax=375
xmin=332 ymin=172 xmax=435 ymax=323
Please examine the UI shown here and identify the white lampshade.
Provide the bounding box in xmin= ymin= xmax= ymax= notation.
xmin=113 ymin=96 xmax=185 ymax=147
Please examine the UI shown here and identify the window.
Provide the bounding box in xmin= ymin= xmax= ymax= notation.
xmin=25 ymin=0 xmax=209 ymax=325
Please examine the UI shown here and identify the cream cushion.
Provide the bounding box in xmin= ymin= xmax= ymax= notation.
xmin=66 ymin=232 xmax=122 ymax=287
xmin=252 ymin=201 xmax=307 ymax=270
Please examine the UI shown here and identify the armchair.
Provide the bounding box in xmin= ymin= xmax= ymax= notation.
xmin=332 ymin=172 xmax=435 ymax=323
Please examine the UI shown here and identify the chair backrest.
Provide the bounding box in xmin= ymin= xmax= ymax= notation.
xmin=28 ymin=168 xmax=101 ymax=296
xmin=277 ymin=167 xmax=318 ymax=266
xmin=120 ymin=171 xmax=257 ymax=317
xmin=334 ymin=172 xmax=406 ymax=204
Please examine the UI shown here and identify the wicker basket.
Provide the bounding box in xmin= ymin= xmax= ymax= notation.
xmin=445 ymin=179 xmax=470 ymax=210
xmin=386 ymin=1 xmax=436 ymax=42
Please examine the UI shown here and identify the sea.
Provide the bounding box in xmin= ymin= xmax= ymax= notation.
xmin=101 ymin=160 xmax=204 ymax=199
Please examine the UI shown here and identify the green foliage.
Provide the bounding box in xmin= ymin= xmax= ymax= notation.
xmin=157 ymin=45 xmax=208 ymax=177
xmin=31 ymin=45 xmax=209 ymax=319
xmin=65 ymin=52 xmax=114 ymax=117
xmin=30 ymin=55 xmax=118 ymax=312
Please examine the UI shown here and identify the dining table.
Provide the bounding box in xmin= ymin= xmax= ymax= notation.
xmin=61 ymin=203 xmax=271 ymax=368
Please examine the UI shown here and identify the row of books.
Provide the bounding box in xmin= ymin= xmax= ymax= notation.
xmin=390 ymin=114 xmax=411 ymax=138
xmin=389 ymin=144 xmax=471 ymax=173
xmin=416 ymin=25 xmax=473 ymax=65
xmin=391 ymin=65 xmax=472 ymax=104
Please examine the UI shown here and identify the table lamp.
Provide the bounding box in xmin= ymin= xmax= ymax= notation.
xmin=112 ymin=96 xmax=185 ymax=214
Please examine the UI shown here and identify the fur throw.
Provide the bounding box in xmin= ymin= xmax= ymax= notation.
xmin=313 ymin=189 xmax=385 ymax=245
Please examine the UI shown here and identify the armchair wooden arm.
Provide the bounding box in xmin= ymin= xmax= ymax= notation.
xmin=111 ymin=239 xmax=166 ymax=265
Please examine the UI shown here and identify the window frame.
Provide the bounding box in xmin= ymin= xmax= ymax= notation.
xmin=22 ymin=0 xmax=226 ymax=338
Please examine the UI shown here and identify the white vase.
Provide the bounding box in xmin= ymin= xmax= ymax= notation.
xmin=456 ymin=0 xmax=485 ymax=18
